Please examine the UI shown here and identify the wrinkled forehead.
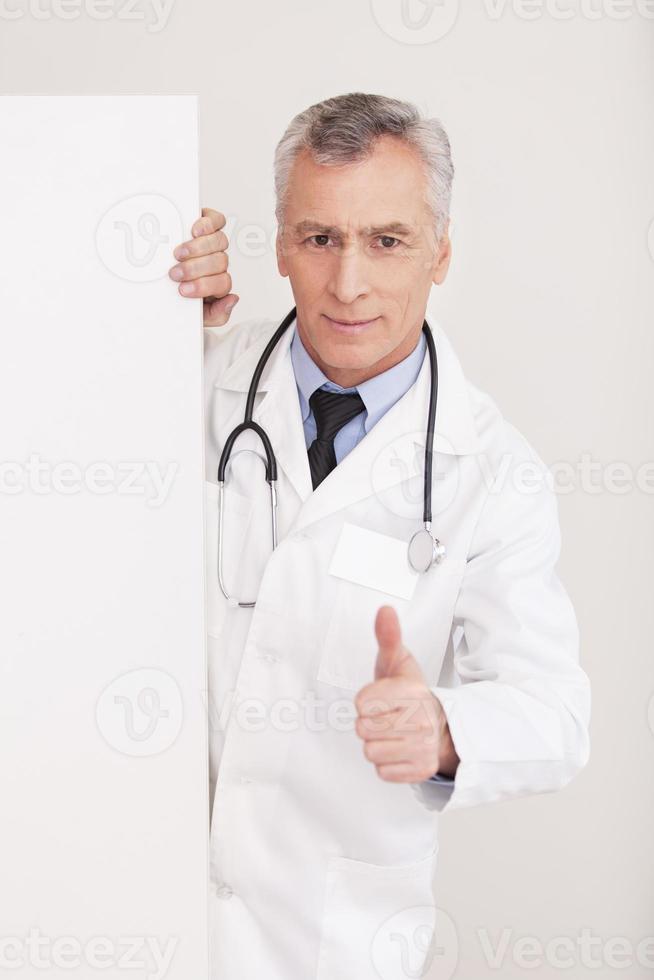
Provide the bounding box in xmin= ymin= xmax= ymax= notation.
xmin=282 ymin=140 xmax=431 ymax=234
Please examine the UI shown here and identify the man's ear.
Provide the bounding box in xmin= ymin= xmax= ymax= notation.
xmin=276 ymin=229 xmax=289 ymax=278
xmin=431 ymin=221 xmax=452 ymax=286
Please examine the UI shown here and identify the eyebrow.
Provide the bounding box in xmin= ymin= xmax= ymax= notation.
xmin=292 ymin=220 xmax=415 ymax=238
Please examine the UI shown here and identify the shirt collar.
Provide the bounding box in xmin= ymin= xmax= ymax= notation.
xmin=290 ymin=325 xmax=426 ymax=434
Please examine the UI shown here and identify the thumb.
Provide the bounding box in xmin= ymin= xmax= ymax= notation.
xmin=374 ymin=605 xmax=402 ymax=680
xmin=374 ymin=606 xmax=423 ymax=682
xmin=203 ymin=293 xmax=239 ymax=328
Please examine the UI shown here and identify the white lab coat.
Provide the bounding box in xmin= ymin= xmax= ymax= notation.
xmin=202 ymin=313 xmax=590 ymax=980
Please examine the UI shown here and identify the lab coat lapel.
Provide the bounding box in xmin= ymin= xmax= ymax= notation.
xmin=216 ymin=319 xmax=313 ymax=506
xmin=254 ymin=356 xmax=313 ymax=506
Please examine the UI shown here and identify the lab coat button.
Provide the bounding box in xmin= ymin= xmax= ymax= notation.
xmin=258 ymin=651 xmax=279 ymax=665
xmin=215 ymin=883 xmax=234 ymax=899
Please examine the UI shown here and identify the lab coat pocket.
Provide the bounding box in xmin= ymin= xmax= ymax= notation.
xmin=204 ymin=479 xmax=253 ymax=637
xmin=317 ymin=558 xmax=467 ymax=693
xmin=316 ymin=844 xmax=439 ymax=980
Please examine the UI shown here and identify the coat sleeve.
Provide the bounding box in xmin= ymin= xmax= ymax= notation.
xmin=412 ymin=425 xmax=591 ymax=813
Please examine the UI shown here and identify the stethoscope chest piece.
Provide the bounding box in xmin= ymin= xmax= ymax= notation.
xmin=407 ymin=525 xmax=446 ymax=573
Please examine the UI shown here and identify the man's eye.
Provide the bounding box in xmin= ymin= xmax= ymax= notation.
xmin=308 ymin=234 xmax=332 ymax=247
xmin=377 ymin=236 xmax=400 ymax=249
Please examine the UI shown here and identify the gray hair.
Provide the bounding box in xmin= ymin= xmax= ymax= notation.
xmin=273 ymin=92 xmax=454 ymax=241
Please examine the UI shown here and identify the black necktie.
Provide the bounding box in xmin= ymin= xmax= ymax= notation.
xmin=307 ymin=388 xmax=366 ymax=490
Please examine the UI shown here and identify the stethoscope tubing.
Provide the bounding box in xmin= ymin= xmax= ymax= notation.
xmin=216 ymin=306 xmax=441 ymax=605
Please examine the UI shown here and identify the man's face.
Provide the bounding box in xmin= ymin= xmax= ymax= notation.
xmin=276 ymin=135 xmax=451 ymax=385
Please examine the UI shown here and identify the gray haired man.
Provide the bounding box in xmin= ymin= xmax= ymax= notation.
xmin=168 ymin=92 xmax=590 ymax=980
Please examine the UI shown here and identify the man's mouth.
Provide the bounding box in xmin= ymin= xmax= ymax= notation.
xmin=323 ymin=314 xmax=379 ymax=334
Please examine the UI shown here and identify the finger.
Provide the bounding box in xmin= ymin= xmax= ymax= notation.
xmin=178 ymin=271 xmax=232 ymax=299
xmin=192 ymin=208 xmax=226 ymax=238
xmin=376 ymin=762 xmax=424 ymax=783
xmin=355 ymin=712 xmax=403 ymax=741
xmin=359 ymin=700 xmax=433 ymax=746
xmin=363 ymin=739 xmax=411 ymax=767
xmin=356 ymin=705 xmax=433 ymax=740
xmin=355 ymin=677 xmax=419 ymax=717
xmin=374 ymin=605 xmax=403 ymax=680
xmin=173 ymin=229 xmax=229 ymax=261
xmin=354 ymin=683 xmax=396 ymax=719
xmin=203 ymin=294 xmax=239 ymax=328
xmin=169 ymin=252 xmax=228 ymax=283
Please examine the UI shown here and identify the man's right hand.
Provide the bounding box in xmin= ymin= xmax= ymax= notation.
xmin=169 ymin=207 xmax=239 ymax=327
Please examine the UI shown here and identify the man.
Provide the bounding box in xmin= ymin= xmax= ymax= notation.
xmin=169 ymin=93 xmax=591 ymax=980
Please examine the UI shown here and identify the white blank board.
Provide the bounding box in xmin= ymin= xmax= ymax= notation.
xmin=0 ymin=97 xmax=209 ymax=979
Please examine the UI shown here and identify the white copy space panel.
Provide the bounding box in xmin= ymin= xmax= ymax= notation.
xmin=0 ymin=97 xmax=208 ymax=979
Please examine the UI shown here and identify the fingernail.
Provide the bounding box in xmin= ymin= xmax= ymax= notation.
xmin=174 ymin=246 xmax=189 ymax=260
xmin=225 ymin=300 xmax=237 ymax=313
xmin=179 ymin=283 xmax=194 ymax=295
xmin=169 ymin=265 xmax=184 ymax=281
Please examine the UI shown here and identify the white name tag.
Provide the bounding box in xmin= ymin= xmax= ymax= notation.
xmin=327 ymin=522 xmax=419 ymax=601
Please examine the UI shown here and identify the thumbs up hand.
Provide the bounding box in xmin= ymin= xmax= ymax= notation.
xmin=354 ymin=606 xmax=459 ymax=784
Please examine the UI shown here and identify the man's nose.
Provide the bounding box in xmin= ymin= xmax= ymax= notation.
xmin=327 ymin=248 xmax=371 ymax=305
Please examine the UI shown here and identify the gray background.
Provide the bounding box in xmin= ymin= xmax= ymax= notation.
xmin=2 ymin=2 xmax=652 ymax=976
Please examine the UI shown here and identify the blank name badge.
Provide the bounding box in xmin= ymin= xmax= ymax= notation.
xmin=327 ymin=522 xmax=420 ymax=601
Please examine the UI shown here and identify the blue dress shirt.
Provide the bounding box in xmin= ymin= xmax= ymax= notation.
xmin=289 ymin=325 xmax=454 ymax=787
xmin=291 ymin=326 xmax=426 ymax=462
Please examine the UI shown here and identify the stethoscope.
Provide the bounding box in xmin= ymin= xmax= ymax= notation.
xmin=217 ymin=307 xmax=446 ymax=608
